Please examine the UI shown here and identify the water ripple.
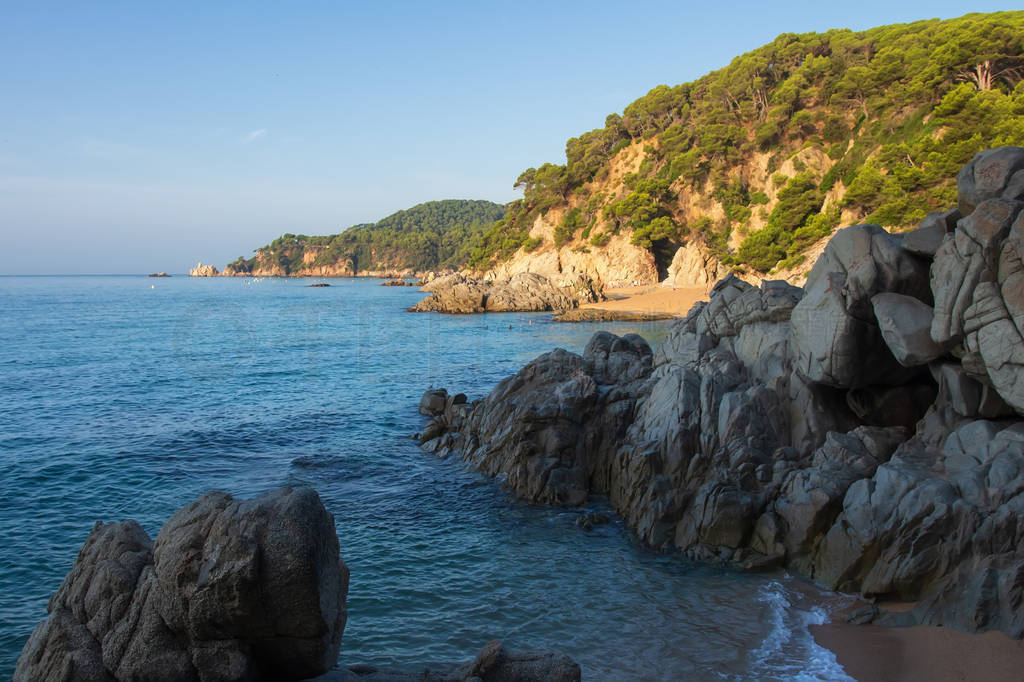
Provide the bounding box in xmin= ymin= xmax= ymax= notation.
xmin=0 ymin=276 xmax=849 ymax=680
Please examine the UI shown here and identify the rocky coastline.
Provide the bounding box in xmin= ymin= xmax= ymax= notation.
xmin=20 ymin=148 xmax=1024 ymax=679
xmin=416 ymin=148 xmax=1024 ymax=637
xmin=14 ymin=488 xmax=581 ymax=682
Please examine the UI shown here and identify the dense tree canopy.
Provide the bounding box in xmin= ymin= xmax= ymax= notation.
xmin=234 ymin=200 xmax=506 ymax=274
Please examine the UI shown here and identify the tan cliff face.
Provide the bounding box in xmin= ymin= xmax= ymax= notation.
xmin=486 ymin=213 xmax=659 ymax=287
xmin=480 ymin=138 xmax=843 ymax=289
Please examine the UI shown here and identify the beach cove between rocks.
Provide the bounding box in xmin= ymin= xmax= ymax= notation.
xmin=412 ymin=148 xmax=1024 ymax=679
xmin=9 ymin=148 xmax=1024 ymax=680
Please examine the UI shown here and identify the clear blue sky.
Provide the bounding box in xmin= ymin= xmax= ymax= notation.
xmin=0 ymin=1 xmax=1017 ymax=273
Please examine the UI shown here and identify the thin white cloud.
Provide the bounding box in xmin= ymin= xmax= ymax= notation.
xmin=242 ymin=129 xmax=268 ymax=144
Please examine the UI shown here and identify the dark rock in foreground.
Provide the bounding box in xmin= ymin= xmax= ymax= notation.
xmin=408 ymin=272 xmax=602 ymax=314
xmin=15 ymin=488 xmax=349 ymax=682
xmin=16 ymin=487 xmax=581 ymax=682
xmin=418 ymin=148 xmax=1024 ymax=638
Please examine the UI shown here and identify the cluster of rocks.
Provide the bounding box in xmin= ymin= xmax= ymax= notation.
xmin=189 ymin=261 xmax=220 ymax=277
xmin=16 ymin=488 xmax=580 ymax=681
xmin=408 ymin=272 xmax=603 ymax=314
xmin=418 ymin=148 xmax=1024 ymax=636
xmin=381 ymin=278 xmax=415 ymax=287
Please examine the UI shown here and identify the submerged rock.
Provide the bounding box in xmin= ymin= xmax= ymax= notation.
xmin=552 ymin=308 xmax=678 ymax=322
xmin=315 ymin=640 xmax=581 ymax=681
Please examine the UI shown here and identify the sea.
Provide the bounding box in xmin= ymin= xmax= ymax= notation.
xmin=0 ymin=275 xmax=855 ymax=680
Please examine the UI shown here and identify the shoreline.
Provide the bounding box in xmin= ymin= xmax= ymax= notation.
xmin=579 ymin=283 xmax=710 ymax=317
xmin=810 ymin=617 xmax=1024 ymax=681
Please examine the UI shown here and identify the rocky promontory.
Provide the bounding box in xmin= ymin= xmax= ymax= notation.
xmin=408 ymin=272 xmax=603 ymax=314
xmin=189 ymin=261 xmax=220 ymax=277
xmin=15 ymin=487 xmax=580 ymax=682
xmin=417 ymin=148 xmax=1024 ymax=637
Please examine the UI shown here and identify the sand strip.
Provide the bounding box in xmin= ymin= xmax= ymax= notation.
xmin=582 ymin=284 xmax=709 ymax=317
xmin=810 ymin=621 xmax=1024 ymax=682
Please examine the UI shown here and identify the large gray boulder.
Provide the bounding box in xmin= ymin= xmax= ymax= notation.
xmin=930 ymin=198 xmax=1023 ymax=346
xmin=15 ymin=488 xmax=349 ymax=682
xmin=961 ymin=214 xmax=1024 ymax=415
xmin=871 ymin=292 xmax=945 ymax=367
xmin=901 ymin=209 xmax=960 ymax=258
xmin=790 ymin=224 xmax=931 ymax=388
xmin=421 ymin=332 xmax=653 ymax=507
xmin=956 ymin=146 xmax=1024 ymax=216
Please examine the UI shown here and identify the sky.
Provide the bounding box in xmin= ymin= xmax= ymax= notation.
xmin=0 ymin=1 xmax=1019 ymax=274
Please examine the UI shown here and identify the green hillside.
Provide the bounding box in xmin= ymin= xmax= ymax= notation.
xmin=469 ymin=11 xmax=1024 ymax=274
xmin=228 ymin=199 xmax=506 ymax=274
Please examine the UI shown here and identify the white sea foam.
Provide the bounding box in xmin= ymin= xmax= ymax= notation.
xmin=745 ymin=580 xmax=855 ymax=681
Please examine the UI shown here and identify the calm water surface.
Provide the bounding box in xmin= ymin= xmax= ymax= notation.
xmin=0 ymin=275 xmax=852 ymax=680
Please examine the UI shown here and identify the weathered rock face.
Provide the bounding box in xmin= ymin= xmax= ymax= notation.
xmin=15 ymin=487 xmax=349 ymax=682
xmin=408 ymin=272 xmax=602 ymax=314
xmin=662 ymin=240 xmax=726 ymax=288
xmin=421 ymin=334 xmax=653 ymax=506
xmin=189 ymin=261 xmax=220 ymax=277
xmin=871 ymin=293 xmax=945 ymax=367
xmin=789 ymin=223 xmax=931 ymax=388
xmin=420 ymin=149 xmax=1024 ymax=637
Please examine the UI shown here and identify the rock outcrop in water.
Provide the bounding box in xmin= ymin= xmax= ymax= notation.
xmin=16 ymin=487 xmax=581 ymax=682
xmin=418 ymin=148 xmax=1024 ymax=637
xmin=14 ymin=485 xmax=348 ymax=679
xmin=189 ymin=261 xmax=220 ymax=277
xmin=15 ymin=487 xmax=348 ymax=681
xmin=408 ymin=272 xmax=603 ymax=314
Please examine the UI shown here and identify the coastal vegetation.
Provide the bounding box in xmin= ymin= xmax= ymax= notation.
xmin=227 ymin=199 xmax=505 ymax=275
xmin=219 ymin=12 xmax=1023 ymax=281
xmin=468 ymin=11 xmax=1024 ymax=274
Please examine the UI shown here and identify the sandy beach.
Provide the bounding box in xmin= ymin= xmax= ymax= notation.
xmin=811 ymin=620 xmax=1024 ymax=681
xmin=581 ymin=284 xmax=710 ymax=317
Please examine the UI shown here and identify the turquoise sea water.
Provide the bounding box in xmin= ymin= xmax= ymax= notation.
xmin=0 ymin=275 xmax=853 ymax=680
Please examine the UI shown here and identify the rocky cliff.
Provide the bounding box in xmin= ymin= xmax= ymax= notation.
xmin=418 ymin=148 xmax=1024 ymax=637
xmin=466 ymin=13 xmax=1024 ymax=290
